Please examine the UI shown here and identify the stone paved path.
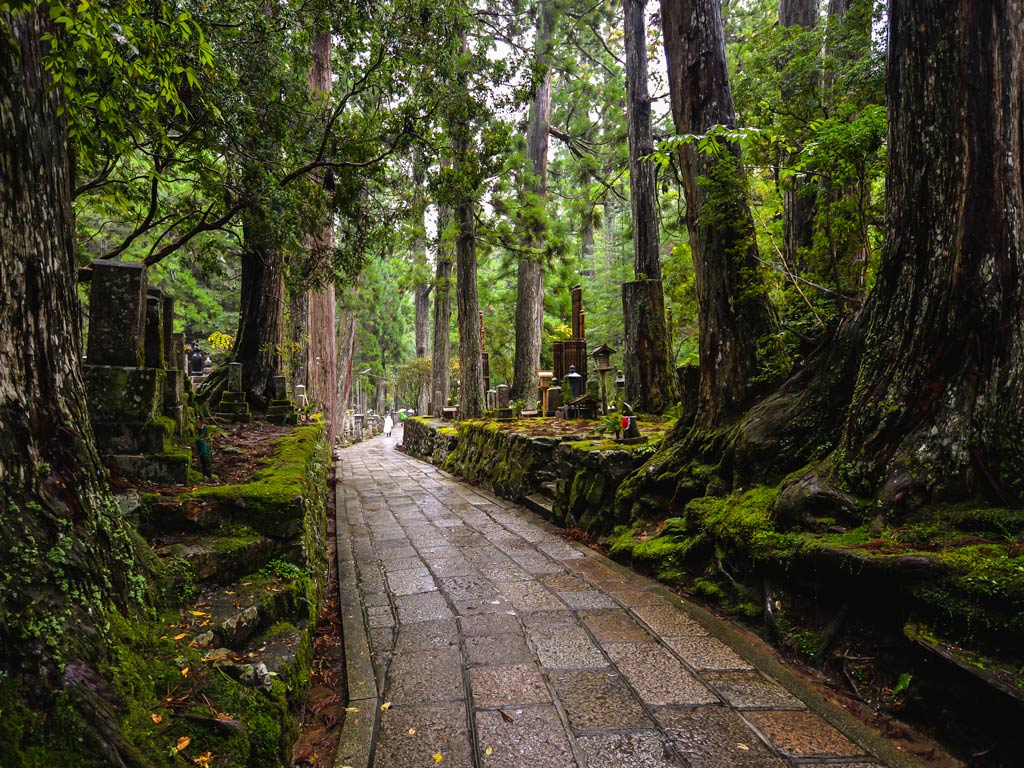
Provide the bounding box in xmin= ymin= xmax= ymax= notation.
xmin=335 ymin=430 xmax=905 ymax=768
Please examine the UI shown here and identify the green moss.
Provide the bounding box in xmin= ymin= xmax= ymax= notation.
xmin=187 ymin=426 xmax=324 ymax=538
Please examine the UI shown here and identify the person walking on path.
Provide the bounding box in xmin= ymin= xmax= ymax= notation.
xmin=383 ymin=412 xmax=394 ymax=437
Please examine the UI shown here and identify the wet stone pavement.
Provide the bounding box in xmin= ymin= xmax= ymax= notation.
xmin=336 ymin=430 xmax=895 ymax=768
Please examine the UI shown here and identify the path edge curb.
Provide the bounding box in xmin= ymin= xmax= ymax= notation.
xmin=334 ymin=455 xmax=379 ymax=768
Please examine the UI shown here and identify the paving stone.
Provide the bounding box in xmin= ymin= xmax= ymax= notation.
xmin=575 ymin=731 xmax=685 ymax=768
xmin=484 ymin=562 xmax=532 ymax=582
xmin=519 ymin=610 xmax=576 ymax=629
xmin=394 ymin=618 xmax=459 ymax=653
xmin=367 ymin=605 xmax=395 ymax=628
xmin=579 ymin=609 xmax=652 ymax=643
xmin=427 ymin=557 xmax=477 ymax=577
xmin=606 ymin=588 xmax=667 ymax=607
xmin=475 ymin=705 xmax=577 ymax=768
xmin=453 ymin=595 xmax=514 ymax=616
xmin=558 ymin=589 xmax=618 ymax=610
xmin=604 ymin=642 xmax=718 ymax=706
xmin=565 ymin=558 xmax=620 ymax=581
xmin=360 ymin=589 xmax=390 ymax=608
xmin=657 ymin=705 xmax=786 ymax=768
xmin=745 ymin=710 xmax=867 ymax=758
xmin=550 ymin=670 xmax=653 ymax=731
xmin=500 ymin=581 xmax=566 ymax=611
xmin=470 ymin=664 xmax=551 ymax=707
xmin=702 ymin=670 xmax=804 ymax=709
xmin=439 ymin=574 xmax=499 ymax=601
xmin=381 ymin=556 xmax=428 ymax=573
xmin=662 ymin=635 xmax=754 ymax=670
xmin=375 ymin=702 xmax=474 ymax=768
xmin=395 ymin=591 xmax=453 ymax=623
xmin=385 ymin=569 xmax=438 ymax=596
xmin=538 ymin=572 xmax=591 ymax=592
xmin=384 ymin=648 xmax=464 ymax=704
xmin=632 ymin=604 xmax=708 ymax=637
xmin=459 ymin=612 xmax=521 ymax=636
xmin=368 ymin=626 xmax=394 ymax=656
xmin=465 ymin=633 xmax=535 ymax=665
xmin=529 ymin=625 xmax=607 ymax=669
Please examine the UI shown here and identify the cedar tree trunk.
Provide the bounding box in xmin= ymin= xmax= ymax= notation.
xmin=511 ymin=0 xmax=556 ymax=407
xmin=1 ymin=6 xmax=152 ymax=764
xmin=233 ymin=211 xmax=286 ymax=407
xmin=622 ymin=0 xmax=676 ymax=413
xmin=839 ymin=0 xmax=1024 ymax=511
xmin=779 ymin=0 xmax=817 ymax=274
xmin=431 ymin=205 xmax=454 ymax=415
xmin=660 ymin=0 xmax=775 ymax=425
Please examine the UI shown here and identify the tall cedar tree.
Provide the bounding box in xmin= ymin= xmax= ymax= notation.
xmin=837 ymin=0 xmax=1024 ymax=511
xmin=621 ymin=0 xmax=677 ymax=413
xmin=511 ymin=0 xmax=556 ymax=406
xmin=431 ymin=204 xmax=454 ymax=414
xmin=660 ymin=0 xmax=775 ymax=425
xmin=1 ymin=5 xmax=156 ymax=762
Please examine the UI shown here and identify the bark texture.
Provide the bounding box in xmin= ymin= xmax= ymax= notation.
xmin=622 ymin=0 xmax=676 ymax=413
xmin=233 ymin=212 xmax=286 ymax=406
xmin=660 ymin=0 xmax=775 ymax=425
xmin=511 ymin=0 xmax=555 ymax=406
xmin=1 ymin=7 xmax=150 ymax=763
xmin=779 ymin=0 xmax=817 ymax=273
xmin=840 ymin=0 xmax=1024 ymax=510
xmin=431 ymin=205 xmax=454 ymax=415
xmin=306 ymin=32 xmax=337 ymax=441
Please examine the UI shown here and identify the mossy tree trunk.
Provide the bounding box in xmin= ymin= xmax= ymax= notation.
xmin=622 ymin=0 xmax=676 ymax=413
xmin=838 ymin=0 xmax=1024 ymax=512
xmin=233 ymin=211 xmax=286 ymax=408
xmin=1 ymin=6 xmax=152 ymax=763
xmin=660 ymin=0 xmax=775 ymax=426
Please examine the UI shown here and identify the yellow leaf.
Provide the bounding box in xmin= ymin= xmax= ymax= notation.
xmin=344 ymin=706 xmax=360 ymax=712
xmin=189 ymin=610 xmax=210 ymax=617
xmin=434 ymin=753 xmax=443 ymax=763
xmin=380 ymin=702 xmax=392 ymax=711
xmin=485 ymin=747 xmax=493 ymax=756
xmin=192 ymin=751 xmax=213 ymax=767
xmin=408 ymin=727 xmax=416 ymax=735
xmin=176 ymin=735 xmax=191 ymax=751
xmin=172 ymin=633 xmax=187 ymax=640
xmin=737 ymin=743 xmax=750 ymax=751
xmin=151 ymin=713 xmax=163 ymax=724
xmin=181 ymin=667 xmax=190 ymax=677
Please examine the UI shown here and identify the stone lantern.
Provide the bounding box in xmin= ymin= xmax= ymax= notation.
xmin=590 ymin=344 xmax=617 ymax=415
xmin=537 ymin=370 xmax=554 ymax=416
xmin=564 ymin=365 xmax=583 ymax=400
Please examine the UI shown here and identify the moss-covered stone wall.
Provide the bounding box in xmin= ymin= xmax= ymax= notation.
xmin=402 ymin=417 xmax=458 ymax=465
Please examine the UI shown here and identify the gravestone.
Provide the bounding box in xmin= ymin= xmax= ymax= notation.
xmin=144 ymin=291 xmax=164 ymax=369
xmin=267 ymin=375 xmax=297 ymax=423
xmin=162 ymin=295 xmax=175 ymax=369
xmin=486 ymin=389 xmax=497 ymax=410
xmin=87 ymin=260 xmax=147 ymax=366
xmin=547 ymin=385 xmax=562 ymax=417
xmin=496 ymin=384 xmax=510 ymax=408
xmin=171 ymin=333 xmax=186 ymax=372
xmin=228 ymin=362 xmax=243 ymax=392
xmin=271 ymin=375 xmax=287 ymax=400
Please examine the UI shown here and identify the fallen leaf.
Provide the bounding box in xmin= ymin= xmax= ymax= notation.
xmin=181 ymin=667 xmax=190 ymax=677
xmin=175 ymin=735 xmax=191 ymax=752
xmin=433 ymin=754 xmax=443 ymax=764
xmin=192 ymin=750 xmax=213 ymax=767
xmin=737 ymin=743 xmax=750 ymax=751
xmin=498 ymin=710 xmax=514 ymax=723
xmin=485 ymin=747 xmax=493 ymax=756
xmin=380 ymin=702 xmax=392 ymax=711
xmin=172 ymin=633 xmax=187 ymax=641
xmin=344 ymin=706 xmax=360 ymax=712
xmin=188 ymin=610 xmax=209 ymax=617
xmin=408 ymin=727 xmax=417 ymax=735
xmin=151 ymin=713 xmax=163 ymax=724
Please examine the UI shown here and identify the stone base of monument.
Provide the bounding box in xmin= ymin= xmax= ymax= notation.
xmin=106 ymin=451 xmax=190 ymax=484
xmin=267 ymin=398 xmax=298 ymax=424
xmin=216 ymin=391 xmax=253 ymax=423
xmin=494 ymin=407 xmax=515 ymax=421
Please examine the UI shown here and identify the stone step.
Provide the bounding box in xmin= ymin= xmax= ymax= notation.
xmin=153 ymin=532 xmax=293 ymax=584
xmin=523 ymin=493 xmax=554 ymax=518
xmin=540 ymin=481 xmax=558 ymax=497
xmin=188 ymin=571 xmax=314 ymax=651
